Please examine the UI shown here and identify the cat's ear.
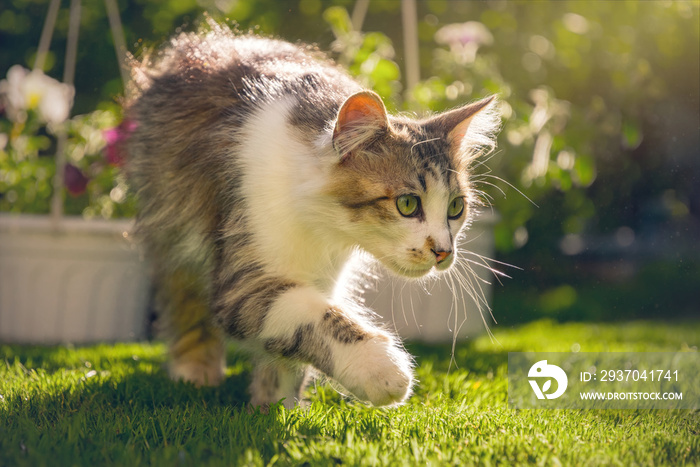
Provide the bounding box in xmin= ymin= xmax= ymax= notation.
xmin=332 ymin=91 xmax=389 ymax=161
xmin=425 ymin=95 xmax=497 ymax=153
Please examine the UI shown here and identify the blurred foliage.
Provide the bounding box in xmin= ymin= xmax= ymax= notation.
xmin=0 ymin=65 xmax=134 ymax=217
xmin=0 ymin=0 xmax=698 ymax=320
xmin=324 ymin=6 xmax=402 ymax=106
xmin=495 ymin=257 xmax=700 ymax=325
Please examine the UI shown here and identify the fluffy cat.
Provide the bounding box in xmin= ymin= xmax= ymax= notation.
xmin=124 ymin=22 xmax=499 ymax=408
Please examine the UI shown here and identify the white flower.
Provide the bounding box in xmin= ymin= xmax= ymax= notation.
xmin=22 ymin=68 xmax=47 ymax=110
xmin=0 ymin=65 xmax=74 ymax=125
xmin=0 ymin=65 xmax=29 ymax=121
xmin=39 ymin=77 xmax=74 ymax=125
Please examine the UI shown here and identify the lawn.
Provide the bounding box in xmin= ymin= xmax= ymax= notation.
xmin=1 ymin=320 xmax=699 ymax=466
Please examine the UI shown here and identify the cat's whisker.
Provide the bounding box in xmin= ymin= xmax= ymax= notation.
xmin=453 ymin=273 xmax=472 ymax=344
xmin=460 ymin=260 xmax=500 ymax=330
xmin=388 ymin=277 xmax=402 ymax=335
xmin=461 ymin=260 xmax=502 ymax=284
xmin=457 ymin=245 xmax=515 ymax=288
xmin=445 ymin=272 xmax=462 ymax=372
xmin=410 ymin=137 xmax=442 ymax=153
xmin=450 ymin=274 xmax=490 ymax=342
xmin=408 ymin=285 xmax=420 ymax=337
xmin=472 ymin=188 xmax=495 ymax=203
xmin=458 ymin=264 xmax=490 ymax=311
xmin=397 ymin=274 xmax=411 ymax=328
xmin=471 ymin=178 xmax=508 ymax=200
xmin=451 ymin=263 xmax=499 ymax=343
xmin=461 ymin=257 xmax=510 ymax=280
xmin=457 ymin=253 xmax=492 ymax=304
xmin=476 ymin=173 xmax=539 ymax=208
xmin=471 ymin=193 xmax=496 ymax=212
xmin=462 ymin=249 xmax=521 ymax=271
xmin=468 ymin=148 xmax=505 ymax=171
xmin=449 ymin=268 xmax=470 ymax=368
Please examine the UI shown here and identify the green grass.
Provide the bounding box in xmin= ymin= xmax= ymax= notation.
xmin=1 ymin=320 xmax=699 ymax=466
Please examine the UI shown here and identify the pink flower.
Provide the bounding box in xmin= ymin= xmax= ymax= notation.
xmin=64 ymin=163 xmax=88 ymax=196
xmin=103 ymin=119 xmax=137 ymax=166
xmin=435 ymin=22 xmax=493 ymax=48
xmin=435 ymin=22 xmax=494 ymax=64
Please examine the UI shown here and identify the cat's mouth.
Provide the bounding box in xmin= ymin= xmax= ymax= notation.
xmin=401 ymin=266 xmax=434 ymax=278
xmin=384 ymin=258 xmax=451 ymax=278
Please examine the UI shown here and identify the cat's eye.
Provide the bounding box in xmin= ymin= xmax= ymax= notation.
xmin=447 ymin=197 xmax=465 ymax=219
xmin=396 ymin=194 xmax=420 ymax=217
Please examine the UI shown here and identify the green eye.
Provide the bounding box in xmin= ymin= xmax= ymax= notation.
xmin=448 ymin=197 xmax=465 ymax=219
xmin=396 ymin=194 xmax=420 ymax=217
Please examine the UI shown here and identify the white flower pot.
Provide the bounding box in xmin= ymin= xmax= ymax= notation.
xmin=0 ymin=214 xmax=150 ymax=344
xmin=365 ymin=212 xmax=498 ymax=342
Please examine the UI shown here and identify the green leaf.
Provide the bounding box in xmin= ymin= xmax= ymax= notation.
xmin=371 ymin=59 xmax=400 ymax=82
xmin=622 ymin=120 xmax=643 ymax=150
xmin=323 ymin=6 xmax=352 ymax=36
xmin=573 ymin=154 xmax=596 ymax=187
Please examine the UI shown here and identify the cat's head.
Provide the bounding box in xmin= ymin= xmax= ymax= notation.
xmin=327 ymin=91 xmax=499 ymax=278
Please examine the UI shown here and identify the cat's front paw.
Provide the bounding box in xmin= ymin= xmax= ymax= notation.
xmin=334 ymin=335 xmax=413 ymax=406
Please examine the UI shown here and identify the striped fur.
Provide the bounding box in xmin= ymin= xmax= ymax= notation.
xmin=125 ymin=21 xmax=499 ymax=408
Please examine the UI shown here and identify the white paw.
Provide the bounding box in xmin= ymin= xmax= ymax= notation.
xmin=333 ymin=335 xmax=414 ymax=406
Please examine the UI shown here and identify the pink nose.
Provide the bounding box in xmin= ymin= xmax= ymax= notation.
xmin=432 ymin=249 xmax=452 ymax=264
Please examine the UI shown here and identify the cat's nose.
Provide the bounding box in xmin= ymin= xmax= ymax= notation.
xmin=431 ymin=249 xmax=452 ymax=264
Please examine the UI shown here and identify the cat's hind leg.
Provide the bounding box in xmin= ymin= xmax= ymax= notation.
xmin=248 ymin=359 xmax=312 ymax=409
xmin=159 ymin=268 xmax=226 ymax=386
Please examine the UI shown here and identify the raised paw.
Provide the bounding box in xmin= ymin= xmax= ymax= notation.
xmin=333 ymin=335 xmax=414 ymax=406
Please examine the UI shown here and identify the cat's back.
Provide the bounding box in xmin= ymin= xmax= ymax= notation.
xmin=125 ymin=26 xmax=360 ymax=254
xmin=128 ymin=26 xmax=357 ymax=120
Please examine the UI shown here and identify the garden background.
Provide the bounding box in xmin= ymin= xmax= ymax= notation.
xmin=2 ymin=0 xmax=698 ymax=324
xmin=1 ymin=1 xmax=698 ymax=465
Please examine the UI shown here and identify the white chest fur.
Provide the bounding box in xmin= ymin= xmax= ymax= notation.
xmin=236 ymin=98 xmax=351 ymax=293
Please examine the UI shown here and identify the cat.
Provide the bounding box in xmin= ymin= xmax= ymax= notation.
xmin=124 ymin=21 xmax=499 ymax=408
